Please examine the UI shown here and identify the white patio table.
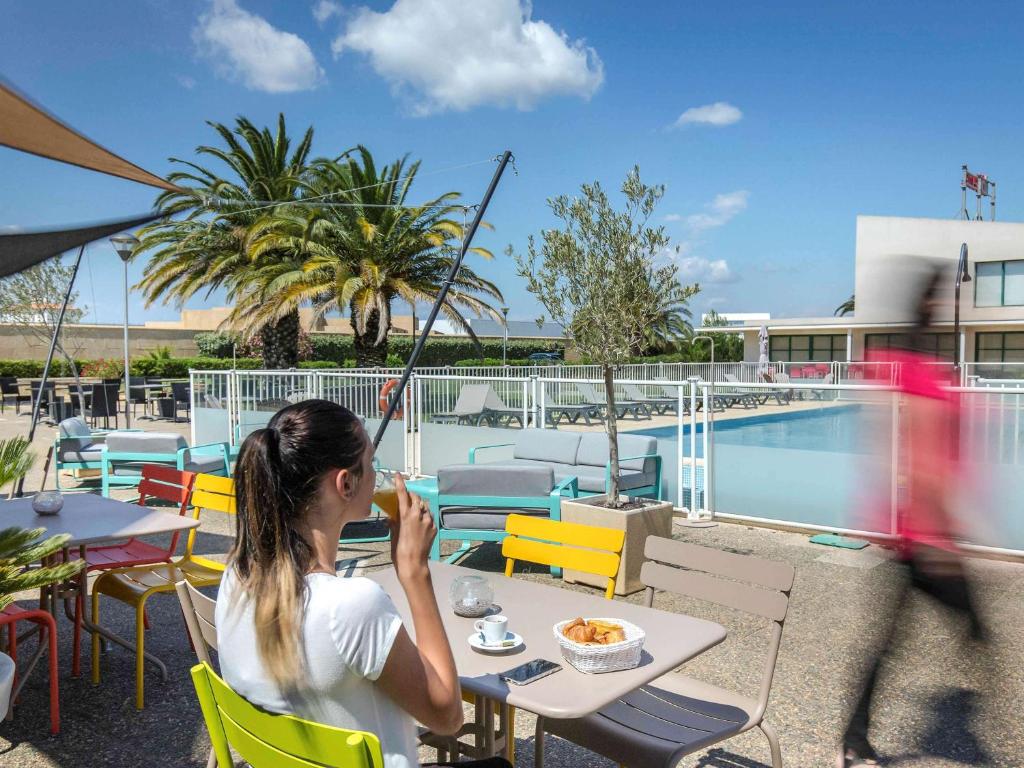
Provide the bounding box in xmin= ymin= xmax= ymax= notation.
xmin=368 ymin=561 xmax=726 ymax=760
xmin=1 ymin=493 xmax=199 ymax=681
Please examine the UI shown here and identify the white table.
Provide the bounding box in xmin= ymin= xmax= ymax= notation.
xmin=369 ymin=561 xmax=726 ymax=757
xmin=1 ymin=494 xmax=199 ymax=679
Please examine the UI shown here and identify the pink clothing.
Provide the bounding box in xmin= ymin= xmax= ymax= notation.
xmin=867 ymin=349 xmax=961 ymax=555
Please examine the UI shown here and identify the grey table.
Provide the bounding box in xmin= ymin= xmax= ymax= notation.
xmin=369 ymin=561 xmax=726 ymax=757
xmin=1 ymin=494 xmax=200 ymax=680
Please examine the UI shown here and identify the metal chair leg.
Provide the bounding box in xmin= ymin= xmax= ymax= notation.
xmin=760 ymin=720 xmax=783 ymax=768
xmin=534 ymin=715 xmax=545 ymax=768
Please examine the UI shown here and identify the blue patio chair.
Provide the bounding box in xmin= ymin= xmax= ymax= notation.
xmin=100 ymin=431 xmax=230 ymax=497
xmin=419 ymin=464 xmax=578 ymax=568
xmin=53 ymin=417 xmax=139 ymax=491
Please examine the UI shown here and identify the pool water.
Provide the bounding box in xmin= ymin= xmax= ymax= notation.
xmin=629 ymin=405 xmax=871 ymax=455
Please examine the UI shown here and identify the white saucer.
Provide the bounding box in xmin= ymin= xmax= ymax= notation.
xmin=467 ymin=631 xmax=523 ymax=653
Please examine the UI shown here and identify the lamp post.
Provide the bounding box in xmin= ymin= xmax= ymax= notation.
xmin=110 ymin=234 xmax=139 ymax=428
xmin=953 ymin=242 xmax=971 ymax=385
xmin=501 ymin=306 xmax=510 ymax=366
xmin=691 ymin=334 xmax=715 ymax=373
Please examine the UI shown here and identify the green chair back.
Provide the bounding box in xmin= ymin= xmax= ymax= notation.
xmin=190 ymin=662 xmax=384 ymax=768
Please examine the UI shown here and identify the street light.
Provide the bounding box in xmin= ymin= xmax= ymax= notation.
xmin=691 ymin=334 xmax=715 ymax=370
xmin=953 ymin=242 xmax=971 ymax=383
xmin=110 ymin=234 xmax=139 ymax=429
xmin=501 ymin=306 xmax=510 ymax=366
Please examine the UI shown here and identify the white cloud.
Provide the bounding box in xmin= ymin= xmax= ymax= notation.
xmin=312 ymin=0 xmax=342 ymax=25
xmin=176 ymin=74 xmax=197 ymax=89
xmin=194 ymin=0 xmax=325 ymax=93
xmin=686 ymin=190 xmax=749 ymax=232
xmin=663 ymin=213 xmax=681 ymax=222
xmin=676 ymin=255 xmax=738 ymax=284
xmin=673 ymin=101 xmax=742 ymax=128
xmin=332 ymin=0 xmax=603 ymax=115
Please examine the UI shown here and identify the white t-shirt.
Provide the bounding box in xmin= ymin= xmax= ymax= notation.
xmin=216 ymin=568 xmax=419 ymax=768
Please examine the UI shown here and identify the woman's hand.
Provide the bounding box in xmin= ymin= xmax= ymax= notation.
xmin=388 ymin=473 xmax=436 ymax=585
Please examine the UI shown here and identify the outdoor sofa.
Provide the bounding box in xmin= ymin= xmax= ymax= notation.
xmin=469 ymin=429 xmax=662 ymax=500
xmin=100 ymin=431 xmax=230 ymax=497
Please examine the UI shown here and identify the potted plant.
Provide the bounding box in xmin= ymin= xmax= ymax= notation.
xmin=512 ymin=168 xmax=698 ymax=594
xmin=0 ymin=438 xmax=83 ymax=717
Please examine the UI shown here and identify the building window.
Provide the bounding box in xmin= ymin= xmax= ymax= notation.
xmin=769 ymin=334 xmax=846 ymax=362
xmin=864 ymin=333 xmax=955 ymax=360
xmin=975 ymin=332 xmax=1024 ymax=365
xmin=974 ymin=260 xmax=1024 ymax=307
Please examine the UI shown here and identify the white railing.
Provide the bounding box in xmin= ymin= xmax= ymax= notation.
xmin=197 ymin=368 xmax=1024 ymax=556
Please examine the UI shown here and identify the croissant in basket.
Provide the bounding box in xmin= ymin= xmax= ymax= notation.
xmin=561 ymin=618 xmax=626 ymax=645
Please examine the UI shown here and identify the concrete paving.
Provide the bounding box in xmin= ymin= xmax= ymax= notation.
xmin=0 ymin=410 xmax=1021 ymax=766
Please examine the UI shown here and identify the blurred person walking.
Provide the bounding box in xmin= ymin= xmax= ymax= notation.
xmin=839 ymin=266 xmax=987 ymax=767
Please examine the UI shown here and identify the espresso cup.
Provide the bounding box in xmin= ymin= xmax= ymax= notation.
xmin=474 ymin=614 xmax=508 ymax=645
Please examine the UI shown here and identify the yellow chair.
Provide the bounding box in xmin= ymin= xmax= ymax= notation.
xmin=191 ymin=661 xmax=384 ymax=768
xmin=501 ymin=513 xmax=625 ymax=599
xmin=465 ymin=514 xmax=624 ymax=761
xmin=92 ymin=473 xmax=236 ymax=709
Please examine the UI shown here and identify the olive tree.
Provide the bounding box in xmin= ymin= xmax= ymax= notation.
xmin=513 ymin=167 xmax=698 ymax=507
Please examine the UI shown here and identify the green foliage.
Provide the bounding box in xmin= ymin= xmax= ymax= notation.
xmin=297 ymin=361 xmax=341 ymax=369
xmin=0 ymin=526 xmax=84 ymax=612
xmin=194 ymin=332 xmax=236 ymax=358
xmin=453 ymin=358 xmax=536 ymax=367
xmin=0 ymin=359 xmax=88 ymax=378
xmin=130 ymin=357 xmax=264 ymax=377
xmin=0 ymin=438 xmax=34 ymax=491
xmin=835 ymin=294 xmax=855 ymax=317
xmin=144 ymin=345 xmax=174 ymax=361
xmin=80 ymin=358 xmax=124 ymax=379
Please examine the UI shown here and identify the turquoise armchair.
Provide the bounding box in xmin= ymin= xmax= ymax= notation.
xmin=417 ymin=465 xmax=578 ymax=569
xmin=100 ymin=432 xmax=230 ymax=497
xmin=53 ymin=417 xmax=139 ymax=492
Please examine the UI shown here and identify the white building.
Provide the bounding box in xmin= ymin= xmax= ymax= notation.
xmin=718 ymin=215 xmax=1024 ymax=377
xmin=701 ymin=312 xmax=770 ymax=328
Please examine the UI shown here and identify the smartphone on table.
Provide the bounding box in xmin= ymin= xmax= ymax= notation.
xmin=499 ymin=658 xmax=562 ymax=686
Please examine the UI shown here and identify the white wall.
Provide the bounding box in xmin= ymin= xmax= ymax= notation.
xmin=854 ymin=216 xmax=1024 ymax=325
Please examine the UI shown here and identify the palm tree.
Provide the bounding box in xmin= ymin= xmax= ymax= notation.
xmin=231 ymin=146 xmax=504 ymax=367
xmin=135 ymin=115 xmax=314 ymax=368
xmin=638 ymin=276 xmax=699 ymax=354
xmin=835 ymin=294 xmax=855 ymax=317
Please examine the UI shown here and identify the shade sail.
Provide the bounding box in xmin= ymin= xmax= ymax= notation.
xmin=0 ymin=212 xmax=163 ymax=278
xmin=0 ymin=80 xmax=178 ymax=192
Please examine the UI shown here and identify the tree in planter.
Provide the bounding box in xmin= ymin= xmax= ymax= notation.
xmin=0 ymin=257 xmax=90 ymax=412
xmin=513 ymin=167 xmax=699 ymax=508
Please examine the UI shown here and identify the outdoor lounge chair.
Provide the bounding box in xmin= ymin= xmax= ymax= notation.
xmin=425 ymin=463 xmax=578 ymax=565
xmin=53 ymin=416 xmax=113 ymax=491
xmin=99 ymin=431 xmax=230 ymax=497
xmin=622 ymin=382 xmax=679 ymax=415
xmin=575 ymin=382 xmax=652 ymax=420
xmin=725 ymin=373 xmax=790 ymax=406
xmin=542 ymin=382 xmax=602 ymax=426
xmin=430 ymin=383 xmax=495 ymax=426
xmin=810 ymin=372 xmax=835 ymax=400
xmin=535 ymin=536 xmax=795 ymax=768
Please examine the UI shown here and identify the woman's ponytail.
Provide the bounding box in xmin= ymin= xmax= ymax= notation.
xmin=229 ymin=402 xmax=366 ymax=689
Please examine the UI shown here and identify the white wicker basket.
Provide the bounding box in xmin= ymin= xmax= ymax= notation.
xmin=552 ymin=618 xmax=645 ymax=674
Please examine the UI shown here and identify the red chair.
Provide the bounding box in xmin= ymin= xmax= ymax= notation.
xmin=815 ymin=363 xmax=830 ymax=376
xmin=1 ymin=605 xmax=60 ymax=733
xmin=789 ymin=367 xmax=804 ymax=379
xmin=69 ymin=465 xmax=196 ymax=675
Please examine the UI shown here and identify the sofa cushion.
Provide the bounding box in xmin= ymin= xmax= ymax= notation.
xmin=577 ymin=433 xmax=657 ymax=472
xmin=439 ymin=463 xmax=554 ymax=497
xmin=57 ymin=445 xmax=103 ymax=463
xmin=439 ymin=508 xmax=547 ymax=531
xmin=183 ymin=454 xmax=226 ymax=475
xmin=105 ymin=431 xmax=187 ymax=455
xmin=58 ymin=417 xmax=92 ymax=439
xmin=512 ymin=429 xmax=581 ymax=465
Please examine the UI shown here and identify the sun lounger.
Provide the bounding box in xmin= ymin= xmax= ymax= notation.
xmin=725 ymin=373 xmax=790 ymax=406
xmin=574 ymin=382 xmax=652 ymax=420
xmin=542 ymin=383 xmax=602 ymax=426
xmin=430 ymin=384 xmax=493 ymax=425
xmin=622 ymin=383 xmax=679 ymax=415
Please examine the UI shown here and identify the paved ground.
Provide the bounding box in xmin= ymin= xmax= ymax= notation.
xmin=1 ymin=409 xmax=1022 ymax=766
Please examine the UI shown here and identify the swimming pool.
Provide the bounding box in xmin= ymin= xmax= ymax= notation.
xmin=628 ymin=405 xmax=871 ymax=455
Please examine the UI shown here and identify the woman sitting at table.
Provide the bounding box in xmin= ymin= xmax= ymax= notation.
xmin=216 ymin=399 xmax=509 ymax=768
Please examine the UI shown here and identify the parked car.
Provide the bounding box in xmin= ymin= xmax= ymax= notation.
xmin=528 ymin=351 xmax=563 ymax=364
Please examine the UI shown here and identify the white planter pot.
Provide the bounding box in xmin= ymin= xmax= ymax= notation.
xmin=560 ymin=495 xmax=674 ymax=596
xmin=0 ymin=651 xmax=14 ymax=720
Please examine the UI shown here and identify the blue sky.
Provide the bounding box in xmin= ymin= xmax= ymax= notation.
xmin=3 ymin=0 xmax=1024 ymax=327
